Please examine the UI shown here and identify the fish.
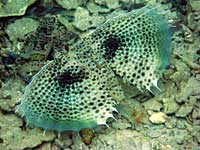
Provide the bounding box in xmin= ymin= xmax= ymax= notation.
xmin=18 ymin=6 xmax=171 ymax=132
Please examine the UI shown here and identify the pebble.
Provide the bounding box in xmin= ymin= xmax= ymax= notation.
xmin=73 ymin=7 xmax=105 ymax=31
xmin=197 ymin=137 xmax=200 ymax=144
xmin=163 ymin=98 xmax=179 ymax=115
xmin=181 ymin=24 xmax=194 ymax=43
xmin=5 ymin=18 xmax=39 ymax=41
xmin=120 ymin=0 xmax=130 ymax=3
xmin=165 ymin=117 xmax=177 ymax=129
xmin=106 ymin=0 xmax=120 ymax=9
xmin=143 ymin=99 xmax=163 ymax=112
xmin=37 ymin=143 xmax=52 ymax=150
xmin=94 ymin=0 xmax=105 ymax=5
xmin=146 ymin=125 xmax=165 ymax=138
xmin=90 ymin=13 xmax=105 ymax=27
xmin=73 ymin=7 xmax=91 ymax=31
xmin=0 ymin=113 xmax=56 ymax=150
xmin=190 ymin=0 xmax=200 ymax=11
xmin=176 ymin=135 xmax=185 ymax=144
xmin=55 ymin=132 xmax=72 ymax=148
xmin=87 ymin=2 xmax=110 ymax=13
xmin=174 ymin=130 xmax=188 ymax=145
xmin=175 ymin=77 xmax=199 ymax=103
xmin=79 ymin=128 xmax=94 ymax=145
xmin=175 ymin=104 xmax=193 ymax=118
xmin=0 ymin=0 xmax=37 ymax=17
xmin=187 ymin=13 xmax=196 ymax=30
xmin=191 ymin=107 xmax=200 ymax=119
xmin=146 ymin=129 xmax=164 ymax=138
xmin=55 ymin=0 xmax=85 ymax=9
xmin=149 ymin=112 xmax=168 ymax=124
xmin=160 ymin=145 xmax=174 ymax=150
xmin=176 ymin=119 xmax=187 ymax=129
xmin=2 ymin=90 xmax=12 ymax=99
xmin=112 ymin=119 xmax=132 ymax=129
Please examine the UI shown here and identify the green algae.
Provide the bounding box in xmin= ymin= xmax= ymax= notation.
xmin=0 ymin=112 xmax=56 ymax=150
xmin=5 ymin=18 xmax=39 ymax=42
xmin=0 ymin=0 xmax=36 ymax=18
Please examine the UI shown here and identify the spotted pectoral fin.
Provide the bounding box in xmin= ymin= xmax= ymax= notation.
xmin=19 ymin=57 xmax=125 ymax=132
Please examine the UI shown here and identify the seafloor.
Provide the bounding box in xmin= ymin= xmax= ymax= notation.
xmin=0 ymin=0 xmax=200 ymax=150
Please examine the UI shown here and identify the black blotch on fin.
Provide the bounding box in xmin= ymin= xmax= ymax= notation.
xmin=103 ymin=36 xmax=120 ymax=60
xmin=56 ymin=68 xmax=86 ymax=87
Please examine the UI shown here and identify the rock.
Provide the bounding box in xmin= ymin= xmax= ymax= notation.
xmin=5 ymin=18 xmax=39 ymax=41
xmin=0 ymin=0 xmax=36 ymax=17
xmin=0 ymin=78 xmax=24 ymax=111
xmin=143 ymin=99 xmax=163 ymax=112
xmin=106 ymin=0 xmax=120 ymax=9
xmin=117 ymin=100 xmax=149 ymax=125
xmin=73 ymin=7 xmax=91 ymax=31
xmin=55 ymin=132 xmax=72 ymax=148
xmin=55 ymin=0 xmax=86 ymax=9
xmin=94 ymin=0 xmax=106 ymax=5
xmin=173 ymin=129 xmax=188 ymax=144
xmin=189 ymin=125 xmax=200 ymax=143
xmin=73 ymin=7 xmax=105 ymax=31
xmin=187 ymin=13 xmax=196 ymax=30
xmin=176 ymin=119 xmax=187 ymax=129
xmin=170 ymin=60 xmax=190 ymax=84
xmin=112 ymin=119 xmax=132 ymax=129
xmin=105 ymin=10 xmax=127 ymax=21
xmin=147 ymin=131 xmax=162 ymax=138
xmin=87 ymin=2 xmax=110 ymax=13
xmin=175 ymin=77 xmax=200 ymax=103
xmin=165 ymin=117 xmax=177 ymax=129
xmin=94 ymin=125 xmax=109 ymax=134
xmin=175 ymin=134 xmax=185 ymax=145
xmin=70 ymin=134 xmax=90 ymax=150
xmin=149 ymin=112 xmax=168 ymax=124
xmin=163 ymin=98 xmax=179 ymax=115
xmin=146 ymin=127 xmax=165 ymax=138
xmin=120 ymin=0 xmax=130 ymax=3
xmin=188 ymin=96 xmax=198 ymax=105
xmin=181 ymin=24 xmax=194 ymax=43
xmin=134 ymin=0 xmax=146 ymax=3
xmin=159 ymin=144 xmax=174 ymax=150
xmin=175 ymin=104 xmax=193 ymax=117
xmin=94 ymin=0 xmax=120 ymax=9
xmin=194 ymin=12 xmax=200 ymax=32
xmin=190 ymin=0 xmax=200 ymax=11
xmin=90 ymin=13 xmax=105 ymax=27
xmin=79 ymin=128 xmax=94 ymax=145
xmin=0 ymin=112 xmax=56 ymax=150
xmin=56 ymin=15 xmax=75 ymax=32
xmin=191 ymin=106 xmax=200 ymax=120
xmin=93 ymin=130 xmax=152 ymax=150
xmin=35 ymin=143 xmax=52 ymax=150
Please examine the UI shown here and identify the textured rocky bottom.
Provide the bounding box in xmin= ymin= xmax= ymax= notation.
xmin=0 ymin=0 xmax=200 ymax=150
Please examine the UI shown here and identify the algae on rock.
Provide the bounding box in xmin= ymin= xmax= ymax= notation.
xmin=55 ymin=0 xmax=87 ymax=9
xmin=0 ymin=112 xmax=56 ymax=150
xmin=0 ymin=0 xmax=36 ymax=17
xmin=73 ymin=7 xmax=105 ymax=31
xmin=87 ymin=2 xmax=110 ymax=13
xmin=0 ymin=78 xmax=24 ymax=111
xmin=5 ymin=18 xmax=39 ymax=42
